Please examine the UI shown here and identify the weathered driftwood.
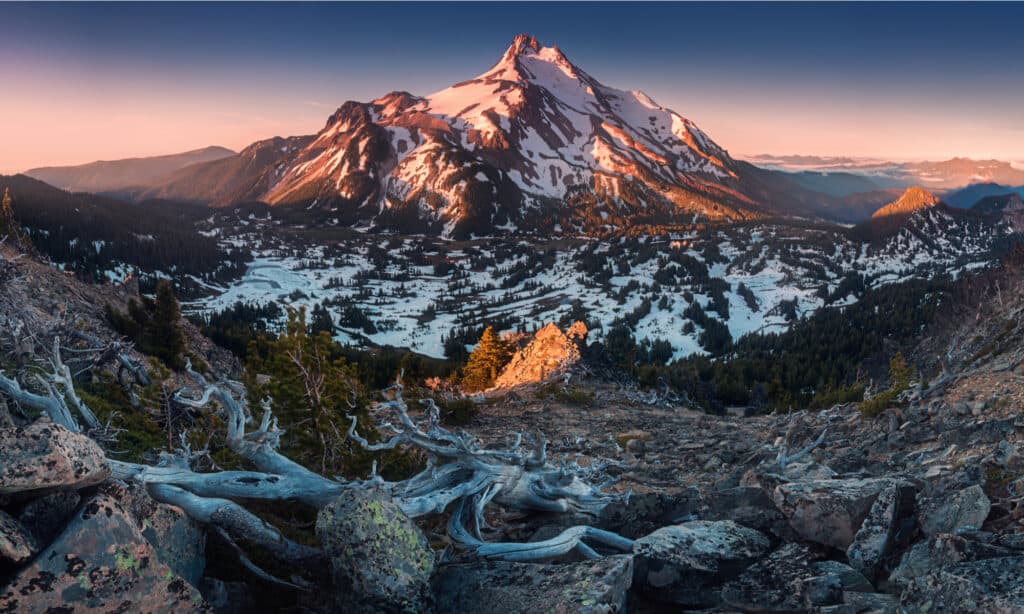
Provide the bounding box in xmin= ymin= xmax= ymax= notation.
xmin=62 ymin=361 xmax=629 ymax=574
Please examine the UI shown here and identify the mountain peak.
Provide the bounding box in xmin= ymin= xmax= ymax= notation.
xmin=871 ymin=186 xmax=941 ymax=219
xmin=507 ymin=33 xmax=542 ymax=56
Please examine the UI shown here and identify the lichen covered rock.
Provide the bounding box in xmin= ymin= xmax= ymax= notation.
xmin=433 ymin=555 xmax=632 ymax=613
xmin=0 ymin=421 xmax=109 ymax=495
xmin=632 ymin=520 xmax=770 ymax=606
xmin=0 ymin=493 xmax=208 ymax=613
xmin=919 ymin=484 xmax=991 ymax=536
xmin=316 ymin=487 xmax=434 ymax=613
xmin=773 ymin=477 xmax=890 ymax=549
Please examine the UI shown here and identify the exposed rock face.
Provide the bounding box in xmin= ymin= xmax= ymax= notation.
xmin=900 ymin=556 xmax=1024 ymax=611
xmin=631 ymin=520 xmax=770 ymax=606
xmin=919 ymin=484 xmax=991 ymax=536
xmin=0 ymin=421 xmax=109 ymax=495
xmin=773 ymin=477 xmax=890 ymax=549
xmin=0 ymin=493 xmax=208 ymax=613
xmin=316 ymin=488 xmax=434 ymax=613
xmin=493 ymin=322 xmax=586 ymax=389
xmin=432 ymin=555 xmax=633 ymax=614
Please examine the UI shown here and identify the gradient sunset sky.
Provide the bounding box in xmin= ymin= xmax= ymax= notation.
xmin=2 ymin=2 xmax=1023 ymax=173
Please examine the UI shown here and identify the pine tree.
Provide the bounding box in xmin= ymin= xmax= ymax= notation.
xmin=0 ymin=188 xmax=25 ymax=246
xmin=461 ymin=326 xmax=512 ymax=392
xmin=149 ymin=281 xmax=186 ymax=369
xmin=244 ymin=308 xmax=413 ymax=477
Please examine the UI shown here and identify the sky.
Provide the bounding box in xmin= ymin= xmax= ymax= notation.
xmin=2 ymin=2 xmax=1023 ymax=173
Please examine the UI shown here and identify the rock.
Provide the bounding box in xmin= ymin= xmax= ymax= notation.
xmin=704 ymin=486 xmax=788 ymax=536
xmin=16 ymin=490 xmax=81 ymax=546
xmin=773 ymin=477 xmax=890 ymax=549
xmin=919 ymin=484 xmax=991 ymax=536
xmin=846 ymin=481 xmax=916 ymax=578
xmin=597 ymin=490 xmax=702 ymax=539
xmin=0 ymin=421 xmax=109 ymax=495
xmin=928 ymin=532 xmax=1015 ymax=566
xmin=199 ymin=578 xmax=255 ymax=614
xmin=632 ymin=520 xmax=770 ymax=606
xmin=316 ymin=487 xmax=434 ymax=613
xmin=811 ymin=561 xmax=874 ymax=593
xmin=900 ymin=556 xmax=1024 ymax=612
xmin=802 ymin=574 xmax=842 ymax=607
xmin=493 ymin=322 xmax=585 ymax=389
xmin=0 ymin=493 xmax=208 ymax=613
xmin=625 ymin=438 xmax=646 ymax=458
xmin=843 ymin=590 xmax=897 ymax=612
xmin=433 ymin=555 xmax=632 ymax=613
xmin=116 ymin=482 xmax=207 ymax=587
xmin=721 ymin=543 xmax=822 ymax=612
xmin=887 ymin=541 xmax=932 ymax=591
xmin=0 ymin=508 xmax=37 ymax=565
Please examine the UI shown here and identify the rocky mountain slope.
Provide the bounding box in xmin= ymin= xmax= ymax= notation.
xmin=25 ymin=146 xmax=235 ymax=196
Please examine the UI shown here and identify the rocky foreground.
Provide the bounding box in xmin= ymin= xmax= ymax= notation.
xmin=3 ymin=356 xmax=1024 ymax=613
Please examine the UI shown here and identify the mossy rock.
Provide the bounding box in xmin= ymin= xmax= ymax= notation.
xmin=315 ymin=488 xmax=434 ymax=613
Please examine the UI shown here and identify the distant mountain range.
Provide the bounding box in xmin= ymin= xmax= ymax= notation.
xmin=751 ymin=154 xmax=1024 ymax=194
xmin=25 ymin=146 xmax=235 ymax=196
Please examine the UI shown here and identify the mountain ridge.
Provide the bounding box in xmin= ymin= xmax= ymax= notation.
xmin=25 ymin=146 xmax=236 ymax=195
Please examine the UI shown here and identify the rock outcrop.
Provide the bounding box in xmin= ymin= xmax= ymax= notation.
xmin=492 ymin=322 xmax=586 ymax=389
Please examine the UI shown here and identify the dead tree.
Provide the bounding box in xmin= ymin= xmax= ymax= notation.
xmin=5 ymin=354 xmax=631 ymax=578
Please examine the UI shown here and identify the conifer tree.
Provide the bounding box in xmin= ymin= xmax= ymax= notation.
xmin=0 ymin=188 xmax=26 ymax=246
xmin=461 ymin=326 xmax=512 ymax=392
xmin=245 ymin=308 xmax=385 ymax=476
xmin=149 ymin=281 xmax=186 ymax=369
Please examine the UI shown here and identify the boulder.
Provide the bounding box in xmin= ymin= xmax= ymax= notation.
xmin=773 ymin=477 xmax=890 ymax=549
xmin=0 ymin=421 xmax=109 ymax=495
xmin=0 ymin=493 xmax=208 ymax=613
xmin=919 ymin=484 xmax=991 ymax=536
xmin=632 ymin=520 xmax=770 ymax=606
xmin=316 ymin=487 xmax=434 ymax=613
xmin=433 ymin=555 xmax=632 ymax=613
xmin=0 ymin=509 xmax=37 ymax=566
xmin=846 ymin=481 xmax=916 ymax=578
xmin=900 ymin=556 xmax=1024 ymax=611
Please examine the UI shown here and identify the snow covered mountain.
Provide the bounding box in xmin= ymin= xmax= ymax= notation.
xmin=148 ymin=34 xmax=813 ymax=238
